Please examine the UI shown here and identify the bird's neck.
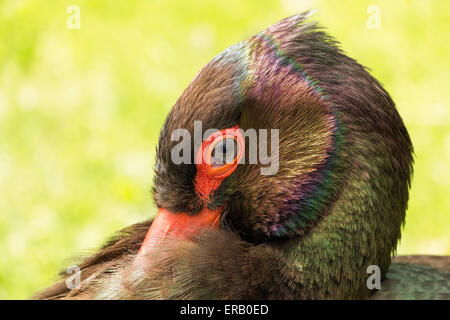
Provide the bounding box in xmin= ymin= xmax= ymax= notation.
xmin=271 ymin=179 xmax=401 ymax=298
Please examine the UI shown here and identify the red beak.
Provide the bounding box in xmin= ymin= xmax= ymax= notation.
xmin=137 ymin=207 xmax=221 ymax=256
xmin=137 ymin=126 xmax=244 ymax=257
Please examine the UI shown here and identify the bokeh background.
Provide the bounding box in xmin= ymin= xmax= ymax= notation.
xmin=0 ymin=0 xmax=449 ymax=299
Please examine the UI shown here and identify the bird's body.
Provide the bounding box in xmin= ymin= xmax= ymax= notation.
xmin=36 ymin=12 xmax=449 ymax=300
xmin=36 ymin=221 xmax=450 ymax=299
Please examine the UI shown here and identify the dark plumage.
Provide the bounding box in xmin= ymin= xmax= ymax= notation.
xmin=35 ymin=12 xmax=449 ymax=300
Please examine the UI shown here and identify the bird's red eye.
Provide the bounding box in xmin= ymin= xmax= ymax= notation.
xmin=210 ymin=138 xmax=238 ymax=167
xmin=196 ymin=126 xmax=244 ymax=179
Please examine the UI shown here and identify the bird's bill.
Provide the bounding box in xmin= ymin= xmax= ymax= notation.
xmin=137 ymin=207 xmax=221 ymax=256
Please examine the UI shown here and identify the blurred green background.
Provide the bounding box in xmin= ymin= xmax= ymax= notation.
xmin=0 ymin=0 xmax=449 ymax=299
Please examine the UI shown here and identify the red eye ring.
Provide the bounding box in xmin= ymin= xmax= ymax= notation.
xmin=196 ymin=126 xmax=245 ymax=179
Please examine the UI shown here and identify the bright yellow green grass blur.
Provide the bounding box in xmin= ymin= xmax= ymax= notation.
xmin=0 ymin=0 xmax=449 ymax=299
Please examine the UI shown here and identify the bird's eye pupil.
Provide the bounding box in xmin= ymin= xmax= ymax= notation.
xmin=210 ymin=138 xmax=238 ymax=167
